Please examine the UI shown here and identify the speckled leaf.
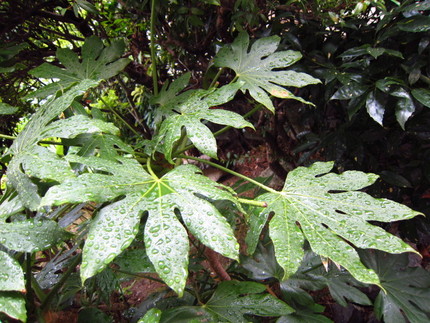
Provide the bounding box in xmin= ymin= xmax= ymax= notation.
xmin=0 ymin=292 xmax=26 ymax=322
xmin=42 ymin=156 xmax=239 ymax=296
xmin=27 ymin=36 xmax=130 ymax=98
xmin=248 ymin=162 xmax=420 ymax=286
xmin=412 ymin=88 xmax=430 ymax=108
xmin=41 ymin=115 xmax=119 ymax=139
xmin=7 ymin=80 xmax=99 ymax=210
xmin=19 ymin=145 xmax=75 ymax=182
xmin=153 ymin=86 xmax=253 ymax=162
xmin=0 ymin=217 xmax=72 ymax=252
xmin=214 ymin=32 xmax=320 ymax=111
xmin=0 ymin=102 xmax=18 ymax=115
xmin=204 ymin=281 xmax=294 ymax=322
xmin=0 ymin=251 xmax=25 ymax=292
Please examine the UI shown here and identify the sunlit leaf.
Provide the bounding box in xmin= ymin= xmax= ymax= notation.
xmin=214 ymin=32 xmax=320 ymax=111
xmin=247 ymin=162 xmax=420 ymax=286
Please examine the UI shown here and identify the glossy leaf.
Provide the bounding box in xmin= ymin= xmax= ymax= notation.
xmin=214 ymin=32 xmax=320 ymax=112
xmin=392 ymin=87 xmax=415 ymax=129
xmin=247 ymin=162 xmax=420 ymax=286
xmin=0 ymin=217 xmax=72 ymax=252
xmin=0 ymin=102 xmax=18 ymax=115
xmin=152 ymin=85 xmax=253 ymax=162
xmin=330 ymin=82 xmax=368 ymax=100
xmin=42 ymin=156 xmax=239 ymax=296
xmin=0 ymin=251 xmax=25 ymax=292
xmin=203 ymin=281 xmax=294 ymax=322
xmin=138 ymin=308 xmax=162 ymax=323
xmin=360 ymin=250 xmax=430 ymax=323
xmin=412 ymin=88 xmax=430 ymax=108
xmin=398 ymin=15 xmax=430 ymax=32
xmin=28 ymin=36 xmax=130 ymax=98
xmin=366 ymin=91 xmax=385 ymax=126
xmin=0 ymin=292 xmax=26 ymax=322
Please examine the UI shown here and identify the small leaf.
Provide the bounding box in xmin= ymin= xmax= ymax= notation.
xmin=0 ymin=217 xmax=71 ymax=252
xmin=76 ymin=0 xmax=98 ymax=14
xmin=214 ymin=32 xmax=320 ymax=111
xmin=153 ymin=86 xmax=253 ymax=162
xmin=392 ymin=88 xmax=415 ymax=129
xmin=0 ymin=251 xmax=25 ymax=292
xmin=0 ymin=292 xmax=26 ymax=322
xmin=248 ymin=162 xmax=420 ymax=287
xmin=0 ymin=102 xmax=18 ymax=115
xmin=137 ymin=308 xmax=162 ymax=323
xmin=366 ymin=91 xmax=385 ymax=126
xmin=412 ymin=88 xmax=430 ymax=108
xmin=330 ymin=82 xmax=368 ymax=100
xmin=204 ymin=281 xmax=294 ymax=322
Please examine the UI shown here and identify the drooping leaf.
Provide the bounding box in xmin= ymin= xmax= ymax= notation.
xmin=0 ymin=251 xmax=25 ymax=292
xmin=412 ymin=88 xmax=430 ymax=108
xmin=391 ymin=87 xmax=416 ymax=129
xmin=398 ymin=15 xmax=430 ymax=32
xmin=27 ymin=36 xmax=130 ymax=99
xmin=0 ymin=102 xmax=18 ymax=115
xmin=360 ymin=250 xmax=430 ymax=323
xmin=203 ymin=281 xmax=294 ymax=322
xmin=247 ymin=162 xmax=420 ymax=287
xmin=152 ymin=85 xmax=253 ymax=162
xmin=214 ymin=32 xmax=320 ymax=112
xmin=41 ymin=114 xmax=119 ymax=139
xmin=0 ymin=292 xmax=26 ymax=322
xmin=42 ymin=155 xmax=239 ymax=296
xmin=7 ymin=80 xmax=99 ymax=210
xmin=0 ymin=217 xmax=72 ymax=252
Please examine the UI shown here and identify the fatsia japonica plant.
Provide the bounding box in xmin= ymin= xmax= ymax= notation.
xmin=0 ymin=31 xmax=422 ymax=322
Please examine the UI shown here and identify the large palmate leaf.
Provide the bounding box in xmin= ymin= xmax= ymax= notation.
xmin=152 ymin=84 xmax=253 ymax=162
xmin=42 ymin=155 xmax=240 ymax=295
xmin=246 ymin=162 xmax=420 ymax=287
xmin=27 ymin=36 xmax=130 ymax=99
xmin=214 ymin=32 xmax=320 ymax=112
xmin=360 ymin=250 xmax=430 ymax=323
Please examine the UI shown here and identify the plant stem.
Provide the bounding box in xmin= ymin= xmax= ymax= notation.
xmin=150 ymin=0 xmax=158 ymax=95
xmin=237 ymin=197 xmax=267 ymax=207
xmin=177 ymin=155 xmax=278 ymax=194
xmin=0 ymin=133 xmax=16 ymax=140
xmin=208 ymin=67 xmax=225 ymax=89
xmin=97 ymin=94 xmax=140 ymax=136
xmin=146 ymin=157 xmax=158 ymax=179
xmin=40 ymin=253 xmax=82 ymax=312
xmin=25 ymin=253 xmax=34 ymax=316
